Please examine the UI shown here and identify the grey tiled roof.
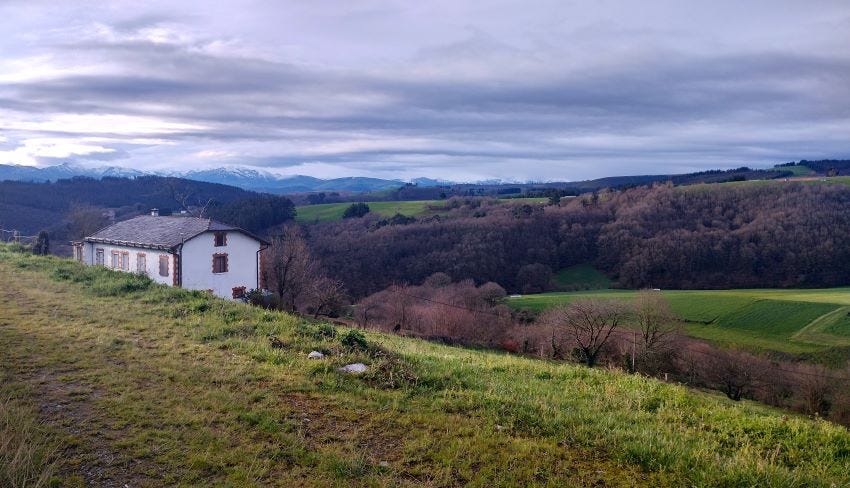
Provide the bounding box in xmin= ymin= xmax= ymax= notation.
xmin=85 ymin=215 xmax=266 ymax=249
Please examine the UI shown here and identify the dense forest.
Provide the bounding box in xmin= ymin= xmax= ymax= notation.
xmin=307 ymin=183 xmax=850 ymax=297
xmin=0 ymin=176 xmax=295 ymax=246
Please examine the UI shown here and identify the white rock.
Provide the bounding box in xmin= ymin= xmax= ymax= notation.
xmin=338 ymin=363 xmax=368 ymax=374
xmin=307 ymin=351 xmax=325 ymax=359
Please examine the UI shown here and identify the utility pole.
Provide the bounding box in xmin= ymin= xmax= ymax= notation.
xmin=632 ymin=330 xmax=637 ymax=372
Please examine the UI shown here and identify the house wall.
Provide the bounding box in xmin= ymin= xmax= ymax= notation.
xmin=80 ymin=242 xmax=174 ymax=287
xmin=180 ymin=231 xmax=261 ymax=299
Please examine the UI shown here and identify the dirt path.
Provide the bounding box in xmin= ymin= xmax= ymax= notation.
xmin=0 ymin=287 xmax=168 ymax=486
xmin=0 ymin=264 xmax=404 ymax=487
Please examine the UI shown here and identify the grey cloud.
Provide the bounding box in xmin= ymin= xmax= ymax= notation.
xmin=0 ymin=1 xmax=848 ymax=180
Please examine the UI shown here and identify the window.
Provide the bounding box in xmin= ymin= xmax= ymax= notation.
xmin=137 ymin=254 xmax=146 ymax=274
xmin=122 ymin=252 xmax=130 ymax=271
xmin=96 ymin=249 xmax=104 ymax=266
xmin=111 ymin=251 xmax=120 ymax=268
xmin=159 ymin=255 xmax=169 ymax=277
xmin=212 ymin=253 xmax=228 ymax=273
xmin=214 ymin=232 xmax=227 ymax=247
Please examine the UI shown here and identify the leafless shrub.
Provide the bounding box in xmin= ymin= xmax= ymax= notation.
xmin=306 ymin=277 xmax=348 ymax=318
xmin=791 ymin=363 xmax=835 ymax=416
xmin=354 ymin=278 xmax=511 ymax=345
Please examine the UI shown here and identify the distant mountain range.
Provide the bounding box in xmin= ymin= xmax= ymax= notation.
xmin=2 ymin=159 xmax=837 ymax=196
xmin=0 ymin=163 xmax=452 ymax=193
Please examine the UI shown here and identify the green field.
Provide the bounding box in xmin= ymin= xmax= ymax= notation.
xmin=509 ymin=288 xmax=850 ymax=354
xmin=553 ymin=264 xmax=612 ymax=290
xmin=776 ymin=165 xmax=814 ymax=176
xmin=2 ymin=248 xmax=850 ymax=486
xmin=295 ymin=200 xmax=445 ymax=223
xmin=295 ymin=197 xmax=549 ymax=223
xmin=687 ymin=175 xmax=850 ymax=190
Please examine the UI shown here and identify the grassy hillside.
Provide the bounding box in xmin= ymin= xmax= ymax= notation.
xmin=776 ymin=165 xmax=813 ymax=176
xmin=552 ymin=264 xmax=612 ymax=290
xmin=296 ymin=200 xmax=446 ymax=223
xmin=688 ymin=175 xmax=850 ymax=190
xmin=295 ymin=197 xmax=549 ymax=223
xmin=509 ymin=289 xmax=850 ymax=354
xmin=1 ymin=248 xmax=850 ymax=486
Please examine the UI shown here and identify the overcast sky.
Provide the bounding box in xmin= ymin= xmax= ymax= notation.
xmin=0 ymin=0 xmax=848 ymax=181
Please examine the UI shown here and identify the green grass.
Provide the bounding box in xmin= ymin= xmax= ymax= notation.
xmin=500 ymin=196 xmax=549 ymax=204
xmin=295 ymin=200 xmax=446 ymax=223
xmin=1 ymin=246 xmax=850 ymax=486
xmin=295 ymin=197 xmax=549 ymax=223
xmin=684 ymin=175 xmax=850 ymax=191
xmin=819 ymin=311 xmax=850 ymax=337
xmin=509 ymin=288 xmax=850 ymax=354
xmin=776 ymin=165 xmax=813 ymax=176
xmin=553 ymin=264 xmax=612 ymax=290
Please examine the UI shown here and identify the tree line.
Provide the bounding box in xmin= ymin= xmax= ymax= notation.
xmin=353 ymin=276 xmax=850 ymax=426
xmin=0 ymin=176 xmax=295 ymax=251
xmin=306 ymin=183 xmax=850 ymax=297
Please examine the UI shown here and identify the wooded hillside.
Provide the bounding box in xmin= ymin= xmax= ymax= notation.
xmin=308 ymin=183 xmax=850 ymax=296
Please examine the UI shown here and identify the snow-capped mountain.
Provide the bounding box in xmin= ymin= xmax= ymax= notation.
xmin=0 ymin=163 xmax=447 ymax=193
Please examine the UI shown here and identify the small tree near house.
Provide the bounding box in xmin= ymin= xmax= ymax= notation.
xmin=261 ymin=226 xmax=317 ymax=312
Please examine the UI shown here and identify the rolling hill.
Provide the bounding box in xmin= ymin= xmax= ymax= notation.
xmin=295 ymin=200 xmax=446 ymax=223
xmin=295 ymin=197 xmax=549 ymax=223
xmin=1 ymin=246 xmax=849 ymax=486
xmin=0 ymin=164 xmax=413 ymax=194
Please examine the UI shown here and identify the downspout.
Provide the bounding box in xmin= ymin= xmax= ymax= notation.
xmin=177 ymin=239 xmax=184 ymax=287
xmin=256 ymin=242 xmax=269 ymax=290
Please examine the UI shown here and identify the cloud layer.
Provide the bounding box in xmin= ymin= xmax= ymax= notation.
xmin=1 ymin=0 xmax=849 ymax=181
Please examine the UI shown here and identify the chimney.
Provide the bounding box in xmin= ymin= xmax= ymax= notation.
xmin=150 ymin=208 xmax=159 ymax=217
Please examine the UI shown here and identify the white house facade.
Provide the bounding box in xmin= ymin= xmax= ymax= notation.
xmin=72 ymin=212 xmax=268 ymax=299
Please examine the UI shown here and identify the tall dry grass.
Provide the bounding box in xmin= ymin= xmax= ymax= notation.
xmin=0 ymin=395 xmax=56 ymax=488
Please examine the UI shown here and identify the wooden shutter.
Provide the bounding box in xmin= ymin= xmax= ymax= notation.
xmin=159 ymin=255 xmax=169 ymax=277
xmin=212 ymin=253 xmax=228 ymax=273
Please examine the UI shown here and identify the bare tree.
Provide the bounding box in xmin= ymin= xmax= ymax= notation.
xmin=308 ymin=277 xmax=347 ymax=318
xmin=66 ymin=205 xmax=111 ymax=239
xmin=793 ymin=363 xmax=834 ymax=416
xmin=545 ymin=299 xmax=629 ymax=367
xmin=478 ymin=282 xmax=507 ymax=307
xmin=262 ymin=226 xmax=317 ymax=312
xmin=704 ymin=349 xmax=766 ymax=401
xmin=355 ymin=298 xmax=382 ymax=329
xmin=168 ymin=181 xmax=213 ymax=217
xmin=633 ymin=290 xmax=681 ymax=373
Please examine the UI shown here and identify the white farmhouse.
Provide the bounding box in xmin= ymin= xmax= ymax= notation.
xmin=72 ymin=211 xmax=268 ymax=299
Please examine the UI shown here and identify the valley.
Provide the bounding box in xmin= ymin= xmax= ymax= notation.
xmin=2 ymin=246 xmax=849 ymax=487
